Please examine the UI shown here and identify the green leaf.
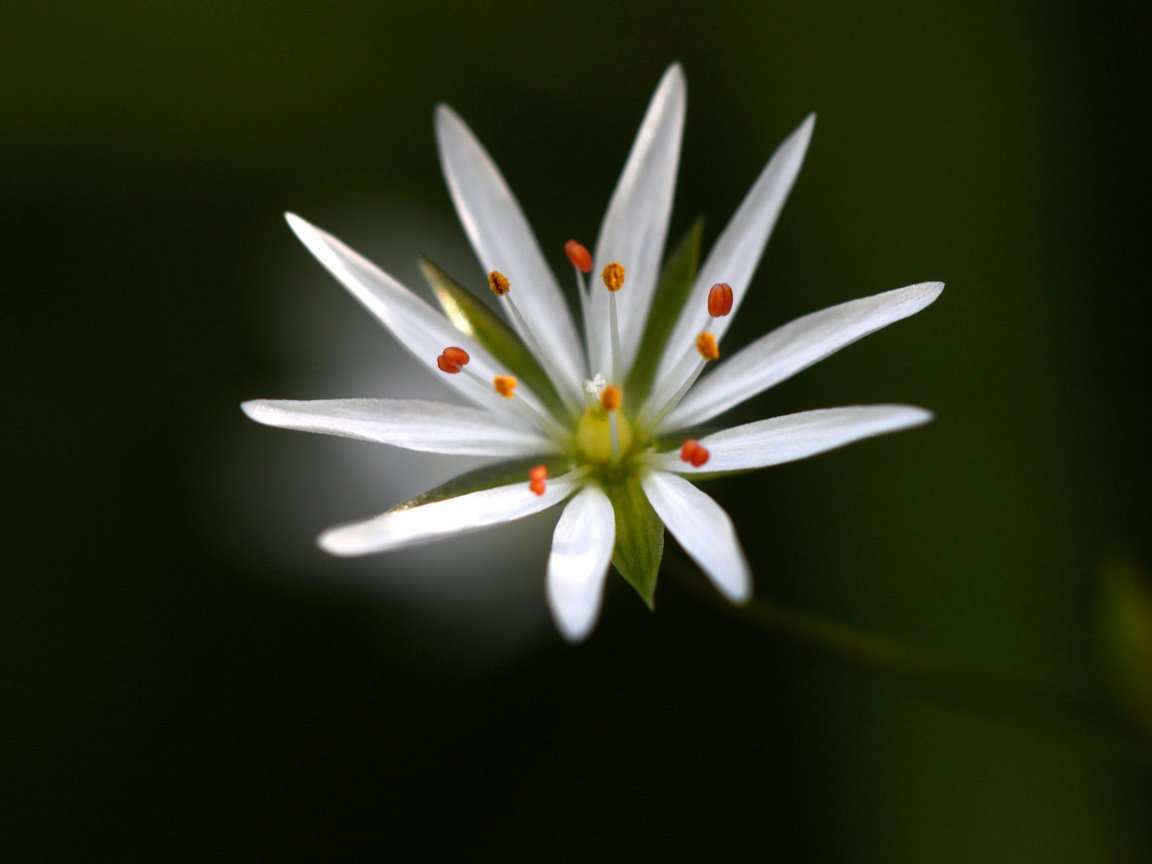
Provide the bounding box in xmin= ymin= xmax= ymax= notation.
xmin=604 ymin=475 xmax=665 ymax=607
xmin=387 ymin=455 xmax=571 ymax=513
xmin=420 ymin=257 xmax=568 ymax=418
xmin=626 ymin=218 xmax=703 ymax=399
xmin=1097 ymin=558 xmax=1152 ymax=738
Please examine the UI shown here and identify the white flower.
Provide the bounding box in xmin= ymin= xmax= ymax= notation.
xmin=243 ymin=64 xmax=942 ymax=642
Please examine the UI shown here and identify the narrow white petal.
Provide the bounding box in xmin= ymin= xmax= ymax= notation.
xmin=319 ymin=473 xmax=580 ymax=556
xmin=546 ymin=485 xmax=616 ymax=642
xmin=435 ymin=106 xmax=585 ymax=406
xmin=641 ymin=471 xmax=750 ymax=603
xmin=284 ymin=213 xmax=547 ymax=419
xmin=652 ymin=115 xmax=815 ymax=396
xmin=662 ymin=281 xmax=943 ymax=429
xmin=653 ymin=405 xmax=933 ymax=474
xmin=241 ymin=398 xmax=558 ymax=457
xmin=588 ymin=64 xmax=686 ymax=377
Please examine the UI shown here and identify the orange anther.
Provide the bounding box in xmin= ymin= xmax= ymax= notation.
xmin=493 ymin=375 xmax=517 ymax=398
xmin=565 ymin=240 xmax=593 ymax=273
xmin=599 ymin=384 xmax=622 ymax=412
xmin=695 ymin=332 xmax=719 ymax=362
xmin=708 ymin=282 xmax=734 ymax=317
xmin=488 ymin=270 xmax=511 ymax=296
xmin=601 ymin=261 xmax=626 ymax=292
xmin=679 ymin=439 xmax=710 ymax=468
xmin=528 ymin=464 xmax=548 ymax=496
xmin=436 ymin=346 xmax=471 ymax=373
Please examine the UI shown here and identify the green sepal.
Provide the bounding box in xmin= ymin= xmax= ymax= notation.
xmin=387 ymin=455 xmax=571 ymax=513
xmin=420 ymin=257 xmax=568 ymax=418
xmin=603 ymin=475 xmax=665 ymax=608
xmin=626 ymin=217 xmax=704 ymax=400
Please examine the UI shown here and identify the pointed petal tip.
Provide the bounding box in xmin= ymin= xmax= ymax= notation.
xmin=904 ymin=405 xmax=936 ymax=427
xmin=433 ymin=102 xmax=459 ymax=130
xmin=907 ymin=280 xmax=945 ymax=308
xmin=239 ymin=399 xmax=268 ymax=422
xmin=284 ymin=211 xmax=322 ymax=247
xmin=724 ymin=581 xmax=753 ymax=605
xmin=788 ymin=113 xmax=816 ymax=149
xmin=712 ymin=567 xmax=752 ymax=604
xmin=317 ymin=526 xmax=361 ymax=557
xmin=554 ymin=614 xmax=596 ymax=644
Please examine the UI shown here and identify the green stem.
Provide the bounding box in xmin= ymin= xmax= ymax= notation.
xmin=673 ymin=567 xmax=1152 ymax=765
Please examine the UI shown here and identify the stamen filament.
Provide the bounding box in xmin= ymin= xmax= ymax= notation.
xmin=452 ymin=364 xmax=566 ymax=441
xmin=601 ymin=262 xmax=626 ymax=385
xmin=645 ymin=332 xmax=719 ymax=430
xmin=600 ymin=384 xmax=623 ymax=463
xmin=608 ymin=291 xmax=622 ymax=385
xmin=487 ymin=269 xmax=580 ymax=418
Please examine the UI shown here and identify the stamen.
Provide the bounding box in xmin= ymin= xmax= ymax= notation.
xmin=708 ymin=282 xmax=734 ymax=318
xmin=601 ymin=262 xmax=625 ymax=292
xmin=645 ymin=332 xmax=722 ymax=430
xmin=487 ymin=265 xmax=577 ymax=415
xmin=436 ymin=346 xmax=470 ymax=374
xmin=569 ymin=242 xmax=594 ymax=360
xmin=493 ymin=375 xmax=517 ymax=398
xmin=488 ymin=270 xmax=511 ymax=296
xmin=565 ymin=240 xmax=593 ymax=274
xmin=695 ymin=332 xmax=720 ymax=362
xmin=679 ymin=439 xmax=711 ymax=468
xmin=602 ymin=261 xmax=625 ymax=383
xmin=529 ymin=464 xmax=548 ymax=496
xmin=599 ymin=385 xmax=622 ymax=413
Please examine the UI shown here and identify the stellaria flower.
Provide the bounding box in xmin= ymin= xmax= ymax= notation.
xmin=243 ymin=64 xmax=942 ymax=642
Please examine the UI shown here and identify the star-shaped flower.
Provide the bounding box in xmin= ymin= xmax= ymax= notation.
xmin=243 ymin=64 xmax=941 ymax=642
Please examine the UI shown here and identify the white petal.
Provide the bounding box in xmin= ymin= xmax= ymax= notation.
xmin=651 ymin=115 xmax=815 ymax=398
xmin=588 ymin=64 xmax=686 ymax=377
xmin=662 ymin=281 xmax=943 ymax=429
xmin=653 ymin=405 xmax=933 ymax=474
xmin=284 ymin=213 xmax=545 ymax=419
xmin=435 ymin=106 xmax=585 ymax=407
xmin=546 ymin=485 xmax=616 ymax=642
xmin=640 ymin=471 xmax=750 ymax=603
xmin=241 ymin=398 xmax=558 ymax=457
xmin=319 ymin=473 xmax=580 ymax=556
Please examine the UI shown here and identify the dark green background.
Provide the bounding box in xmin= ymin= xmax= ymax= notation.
xmin=6 ymin=1 xmax=1151 ymax=860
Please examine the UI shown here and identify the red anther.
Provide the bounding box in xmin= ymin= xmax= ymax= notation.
xmin=436 ymin=346 xmax=471 ymax=373
xmin=679 ymin=439 xmax=710 ymax=468
xmin=565 ymin=240 xmax=593 ymax=274
xmin=708 ymin=282 xmax=734 ymax=317
xmin=528 ymin=464 xmax=548 ymax=496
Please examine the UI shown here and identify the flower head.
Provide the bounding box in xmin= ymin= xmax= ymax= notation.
xmin=242 ymin=64 xmax=942 ymax=642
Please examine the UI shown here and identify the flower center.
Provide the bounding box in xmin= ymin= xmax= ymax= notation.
xmin=576 ymin=383 xmax=634 ymax=464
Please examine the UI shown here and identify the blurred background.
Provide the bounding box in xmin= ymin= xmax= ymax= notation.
xmin=5 ymin=0 xmax=1152 ymax=860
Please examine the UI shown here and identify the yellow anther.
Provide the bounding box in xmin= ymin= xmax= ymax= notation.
xmin=696 ymin=332 xmax=719 ymax=362
xmin=493 ymin=375 xmax=517 ymax=398
xmin=599 ymin=385 xmax=622 ymax=413
xmin=601 ymin=261 xmax=626 ymax=292
xmin=488 ymin=270 xmax=511 ymax=296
